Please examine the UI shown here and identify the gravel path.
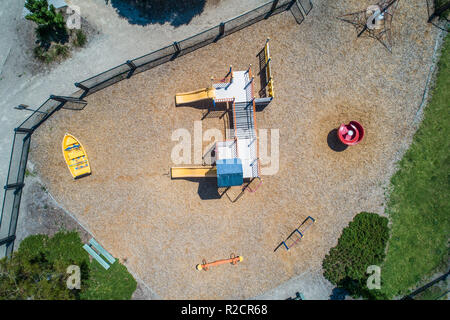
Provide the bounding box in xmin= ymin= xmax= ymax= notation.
xmin=28 ymin=0 xmax=440 ymax=299
xmin=252 ymin=268 xmax=335 ymax=300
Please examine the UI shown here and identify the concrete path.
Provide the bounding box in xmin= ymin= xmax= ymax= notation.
xmin=251 ymin=269 xmax=335 ymax=300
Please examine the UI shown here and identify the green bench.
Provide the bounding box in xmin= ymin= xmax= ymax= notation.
xmin=89 ymin=238 xmax=116 ymax=264
xmin=82 ymin=238 xmax=116 ymax=270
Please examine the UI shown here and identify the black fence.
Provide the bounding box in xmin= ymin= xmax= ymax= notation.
xmin=401 ymin=270 xmax=449 ymax=300
xmin=75 ymin=0 xmax=312 ymax=97
xmin=0 ymin=0 xmax=313 ymax=258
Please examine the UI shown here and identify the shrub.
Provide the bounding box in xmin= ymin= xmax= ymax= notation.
xmin=33 ymin=44 xmax=70 ymax=63
xmin=322 ymin=212 xmax=389 ymax=299
xmin=54 ymin=44 xmax=69 ymax=58
xmin=73 ymin=30 xmax=87 ymax=47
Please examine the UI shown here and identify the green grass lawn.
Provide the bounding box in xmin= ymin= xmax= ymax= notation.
xmin=379 ymin=34 xmax=450 ymax=299
xmin=80 ymin=259 xmax=137 ymax=300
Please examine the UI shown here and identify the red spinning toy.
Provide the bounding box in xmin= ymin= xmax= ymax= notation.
xmin=337 ymin=121 xmax=364 ymax=146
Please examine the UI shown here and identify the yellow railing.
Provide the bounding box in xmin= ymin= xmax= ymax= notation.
xmin=264 ymin=38 xmax=274 ymax=98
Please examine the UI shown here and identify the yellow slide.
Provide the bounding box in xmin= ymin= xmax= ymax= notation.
xmin=175 ymin=87 xmax=216 ymax=105
xmin=171 ymin=166 xmax=217 ymax=178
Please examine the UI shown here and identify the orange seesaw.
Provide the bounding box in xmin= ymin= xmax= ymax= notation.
xmin=196 ymin=254 xmax=243 ymax=271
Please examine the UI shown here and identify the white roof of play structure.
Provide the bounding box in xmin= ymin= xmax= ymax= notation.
xmin=214 ymin=70 xmax=259 ymax=179
xmin=213 ymin=71 xmax=252 ymax=103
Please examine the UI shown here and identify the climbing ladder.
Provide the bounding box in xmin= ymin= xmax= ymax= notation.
xmin=274 ymin=216 xmax=316 ymax=251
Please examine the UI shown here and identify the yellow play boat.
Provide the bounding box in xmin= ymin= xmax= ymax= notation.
xmin=62 ymin=133 xmax=91 ymax=179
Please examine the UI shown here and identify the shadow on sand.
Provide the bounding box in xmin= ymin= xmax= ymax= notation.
xmin=107 ymin=0 xmax=207 ymax=27
xmin=327 ymin=129 xmax=348 ymax=152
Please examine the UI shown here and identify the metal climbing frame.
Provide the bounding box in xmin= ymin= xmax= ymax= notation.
xmin=275 ymin=216 xmax=316 ymax=251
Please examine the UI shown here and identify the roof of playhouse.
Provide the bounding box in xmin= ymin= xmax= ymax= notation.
xmin=216 ymin=158 xmax=243 ymax=188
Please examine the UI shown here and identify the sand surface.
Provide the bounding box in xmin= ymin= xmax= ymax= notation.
xmin=30 ymin=0 xmax=439 ymax=299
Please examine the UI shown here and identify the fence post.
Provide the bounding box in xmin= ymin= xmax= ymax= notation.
xmin=50 ymin=95 xmax=68 ymax=103
xmin=173 ymin=41 xmax=181 ymax=53
xmin=219 ymin=22 xmax=225 ymax=36
xmin=14 ymin=127 xmax=33 ymax=134
xmin=126 ymin=60 xmax=136 ymax=70
xmin=126 ymin=60 xmax=137 ymax=78
xmin=75 ymin=82 xmax=89 ymax=91
xmin=270 ymin=0 xmax=280 ymax=12
xmin=4 ymin=182 xmax=25 ymax=191
xmin=0 ymin=235 xmax=16 ymax=246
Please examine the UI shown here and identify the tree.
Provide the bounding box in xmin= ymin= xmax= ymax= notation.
xmin=0 ymin=232 xmax=89 ymax=300
xmin=24 ymin=0 xmax=68 ymax=44
xmin=0 ymin=231 xmax=137 ymax=300
xmin=322 ymin=212 xmax=390 ymax=299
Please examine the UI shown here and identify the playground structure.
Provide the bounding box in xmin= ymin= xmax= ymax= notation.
xmin=337 ymin=121 xmax=365 ymax=146
xmin=171 ymin=40 xmax=276 ymax=191
xmin=263 ymin=38 xmax=275 ymax=98
xmin=175 ymin=87 xmax=216 ymax=105
xmin=196 ymin=254 xmax=243 ymax=271
xmin=338 ymin=0 xmax=400 ymax=52
xmin=274 ymin=216 xmax=316 ymax=252
xmin=170 ymin=166 xmax=217 ymax=178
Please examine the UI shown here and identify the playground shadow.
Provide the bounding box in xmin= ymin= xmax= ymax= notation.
xmin=327 ymin=129 xmax=348 ymax=152
xmin=107 ymin=0 xmax=207 ymax=27
xmin=197 ymin=179 xmax=222 ymax=200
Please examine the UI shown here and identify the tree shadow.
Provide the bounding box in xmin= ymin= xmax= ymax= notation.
xmin=36 ymin=25 xmax=69 ymax=49
xmin=327 ymin=129 xmax=348 ymax=152
xmin=329 ymin=287 xmax=348 ymax=300
xmin=107 ymin=0 xmax=207 ymax=27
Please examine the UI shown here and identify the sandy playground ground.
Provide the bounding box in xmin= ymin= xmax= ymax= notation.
xmin=29 ymin=0 xmax=440 ymax=299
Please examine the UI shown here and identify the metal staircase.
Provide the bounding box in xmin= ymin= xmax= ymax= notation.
xmin=232 ymin=101 xmax=256 ymax=140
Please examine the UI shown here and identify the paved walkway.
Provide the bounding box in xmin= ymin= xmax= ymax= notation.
xmin=251 ymin=269 xmax=335 ymax=300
